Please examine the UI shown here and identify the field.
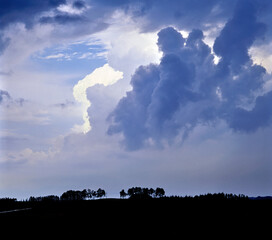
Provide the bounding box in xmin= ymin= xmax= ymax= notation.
xmin=1 ymin=197 xmax=271 ymax=218
xmin=1 ymin=197 xmax=271 ymax=237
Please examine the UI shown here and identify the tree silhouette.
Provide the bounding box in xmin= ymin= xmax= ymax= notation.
xmin=96 ymin=188 xmax=106 ymax=198
xmin=87 ymin=189 xmax=96 ymax=199
xmin=28 ymin=195 xmax=59 ymax=202
xmin=120 ymin=189 xmax=127 ymax=198
xmin=126 ymin=187 xmax=165 ymax=199
xmin=148 ymin=188 xmax=155 ymax=197
xmin=155 ymin=188 xmax=165 ymax=198
xmin=60 ymin=190 xmax=86 ymax=201
xmin=59 ymin=188 xmax=106 ymax=200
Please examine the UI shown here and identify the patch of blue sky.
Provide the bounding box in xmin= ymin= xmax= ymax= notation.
xmin=31 ymin=41 xmax=108 ymax=78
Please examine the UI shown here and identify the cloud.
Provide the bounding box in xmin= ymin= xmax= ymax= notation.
xmin=89 ymin=0 xmax=237 ymax=30
xmin=54 ymin=100 xmax=75 ymax=109
xmin=227 ymin=91 xmax=272 ymax=132
xmin=0 ymin=33 xmax=10 ymax=55
xmin=73 ymin=0 xmax=86 ymax=10
xmin=43 ymin=53 xmax=66 ymax=59
xmin=1 ymin=147 xmax=58 ymax=165
xmin=1 ymin=0 xmax=272 ymax=199
xmin=108 ymin=0 xmax=272 ymax=150
xmin=39 ymin=14 xmax=83 ymax=25
xmin=213 ymin=0 xmax=266 ymax=74
xmin=0 ymin=89 xmax=11 ymax=103
xmin=0 ymin=0 xmax=66 ymax=29
xmin=0 ymin=89 xmax=78 ymax=129
xmin=94 ymin=15 xmax=161 ymax=75
xmin=107 ymin=27 xmax=213 ymax=150
xmin=58 ymin=1 xmax=87 ymax=15
xmin=249 ymin=42 xmax=272 ymax=74
xmin=0 ymin=0 xmax=108 ymax=60
xmin=73 ymin=63 xmax=123 ymax=133
xmin=0 ymin=90 xmax=50 ymax=125
xmin=107 ymin=64 xmax=160 ymax=149
xmin=39 ymin=0 xmax=89 ymax=25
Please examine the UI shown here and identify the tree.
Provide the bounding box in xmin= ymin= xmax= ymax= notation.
xmin=96 ymin=188 xmax=106 ymax=198
xmin=120 ymin=189 xmax=127 ymax=198
xmin=87 ymin=189 xmax=96 ymax=199
xmin=60 ymin=190 xmax=87 ymax=201
xmin=42 ymin=195 xmax=60 ymax=202
xmin=121 ymin=186 xmax=165 ymax=199
xmin=155 ymin=188 xmax=165 ymax=198
xmin=82 ymin=189 xmax=88 ymax=199
xmin=127 ymin=187 xmax=154 ymax=199
xmin=148 ymin=188 xmax=155 ymax=197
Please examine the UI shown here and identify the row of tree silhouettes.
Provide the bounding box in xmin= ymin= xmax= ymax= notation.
xmin=27 ymin=187 xmax=165 ymax=202
xmin=1 ymin=187 xmax=253 ymax=204
xmin=28 ymin=188 xmax=106 ymax=202
xmin=120 ymin=187 xmax=165 ymax=199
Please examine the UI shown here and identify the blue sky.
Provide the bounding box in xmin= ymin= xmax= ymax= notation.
xmin=33 ymin=41 xmax=107 ymax=74
xmin=0 ymin=0 xmax=272 ymax=199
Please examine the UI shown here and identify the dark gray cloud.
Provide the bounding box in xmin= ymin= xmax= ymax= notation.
xmin=0 ymin=89 xmax=11 ymax=103
xmin=0 ymin=0 xmax=269 ymax=40
xmin=0 ymin=0 xmax=66 ymax=28
xmin=0 ymin=0 xmax=66 ymax=54
xmin=107 ymin=27 xmax=215 ymax=150
xmin=0 ymin=0 xmax=109 ymax=55
xmin=39 ymin=0 xmax=89 ymax=25
xmin=91 ymin=0 xmax=237 ymax=31
xmin=0 ymin=33 xmax=10 ymax=55
xmin=73 ymin=0 xmax=86 ymax=9
xmin=0 ymin=0 xmax=110 ymax=30
xmin=0 ymin=0 xmax=245 ymax=56
xmin=227 ymin=91 xmax=272 ymax=132
xmin=136 ymin=0 xmax=237 ymax=32
xmin=0 ymin=89 xmax=27 ymax=108
xmin=108 ymin=0 xmax=272 ymax=150
xmin=107 ymin=64 xmax=160 ymax=149
xmin=40 ymin=13 xmax=84 ymax=25
xmin=213 ymin=0 xmax=266 ymax=74
xmin=54 ymin=100 xmax=75 ymax=109
xmin=0 ymin=90 xmax=29 ymax=113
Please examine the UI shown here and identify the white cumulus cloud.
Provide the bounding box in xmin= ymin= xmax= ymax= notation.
xmin=73 ymin=63 xmax=123 ymax=134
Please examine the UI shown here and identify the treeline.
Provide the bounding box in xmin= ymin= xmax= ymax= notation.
xmin=28 ymin=188 xmax=106 ymax=202
xmin=167 ymin=193 xmax=249 ymax=201
xmin=119 ymin=188 xmax=249 ymax=200
xmin=0 ymin=187 xmax=260 ymax=204
xmin=120 ymin=187 xmax=165 ymax=199
xmin=0 ymin=197 xmax=17 ymax=203
xmin=27 ymin=187 xmax=164 ymax=202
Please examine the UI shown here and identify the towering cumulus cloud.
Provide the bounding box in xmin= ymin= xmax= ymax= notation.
xmin=73 ymin=64 xmax=123 ymax=134
xmin=108 ymin=0 xmax=272 ymax=150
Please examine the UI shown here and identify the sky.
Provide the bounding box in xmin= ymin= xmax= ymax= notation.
xmin=0 ymin=0 xmax=272 ymax=199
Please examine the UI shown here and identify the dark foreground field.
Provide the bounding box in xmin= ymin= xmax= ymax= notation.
xmin=1 ymin=197 xmax=271 ymax=219
xmin=0 ymin=198 xmax=271 ymax=237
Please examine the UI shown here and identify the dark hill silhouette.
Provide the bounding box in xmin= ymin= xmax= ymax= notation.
xmin=0 ymin=188 xmax=271 ymax=221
